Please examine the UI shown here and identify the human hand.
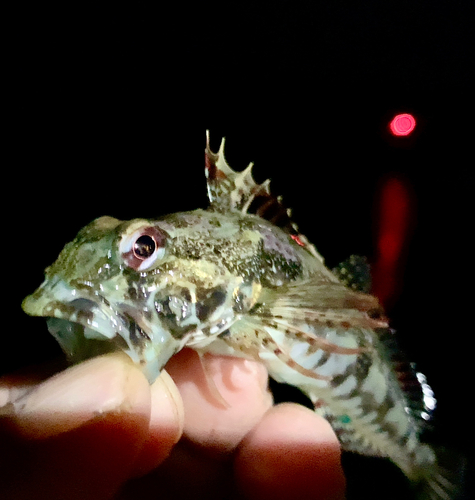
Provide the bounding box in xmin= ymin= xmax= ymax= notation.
xmin=0 ymin=349 xmax=345 ymax=500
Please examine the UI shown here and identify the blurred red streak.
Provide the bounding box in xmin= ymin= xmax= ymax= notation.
xmin=372 ymin=176 xmax=416 ymax=310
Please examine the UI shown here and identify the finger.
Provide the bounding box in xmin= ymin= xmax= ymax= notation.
xmin=129 ymin=369 xmax=184 ymax=477
xmin=0 ymin=353 xmax=154 ymax=500
xmin=0 ymin=357 xmax=68 ymax=410
xmin=1 ymin=353 xmax=150 ymax=439
xmin=234 ymin=403 xmax=346 ymax=500
xmin=165 ymin=348 xmax=273 ymax=456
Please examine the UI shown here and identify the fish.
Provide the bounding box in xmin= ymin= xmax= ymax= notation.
xmin=22 ymin=132 xmax=460 ymax=499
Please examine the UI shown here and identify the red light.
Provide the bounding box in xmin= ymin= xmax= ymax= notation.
xmin=389 ymin=113 xmax=416 ymax=136
xmin=372 ymin=176 xmax=415 ymax=310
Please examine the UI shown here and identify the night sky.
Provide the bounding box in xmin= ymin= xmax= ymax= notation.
xmin=7 ymin=1 xmax=475 ymax=498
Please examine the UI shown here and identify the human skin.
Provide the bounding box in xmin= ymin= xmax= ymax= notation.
xmin=0 ymin=348 xmax=346 ymax=500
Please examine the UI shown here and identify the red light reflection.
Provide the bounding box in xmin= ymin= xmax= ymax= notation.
xmin=372 ymin=176 xmax=415 ymax=309
xmin=389 ymin=113 xmax=416 ymax=136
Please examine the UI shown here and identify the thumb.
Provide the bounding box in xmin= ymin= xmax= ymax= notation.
xmin=0 ymin=353 xmax=179 ymax=500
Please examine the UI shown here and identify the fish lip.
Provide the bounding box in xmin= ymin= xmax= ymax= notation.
xmin=23 ymin=289 xmax=122 ymax=339
xmin=22 ymin=280 xmax=140 ymax=360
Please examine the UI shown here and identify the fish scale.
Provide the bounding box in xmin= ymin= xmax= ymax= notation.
xmin=21 ymin=133 xmax=462 ymax=500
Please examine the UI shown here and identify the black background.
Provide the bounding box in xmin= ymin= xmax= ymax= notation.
xmin=6 ymin=1 xmax=475 ymax=498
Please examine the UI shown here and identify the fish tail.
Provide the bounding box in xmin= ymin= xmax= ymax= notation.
xmin=413 ymin=445 xmax=466 ymax=500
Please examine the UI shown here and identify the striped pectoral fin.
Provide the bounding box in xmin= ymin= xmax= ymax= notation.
xmin=259 ymin=331 xmax=332 ymax=381
xmin=266 ymin=306 xmax=388 ymax=330
xmin=268 ymin=318 xmax=367 ymax=355
xmin=236 ymin=318 xmax=331 ymax=382
xmin=259 ymin=279 xmax=387 ymax=320
xmin=242 ymin=314 xmax=370 ymax=384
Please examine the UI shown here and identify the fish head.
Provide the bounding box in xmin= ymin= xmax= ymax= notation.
xmin=22 ymin=214 xmax=262 ymax=383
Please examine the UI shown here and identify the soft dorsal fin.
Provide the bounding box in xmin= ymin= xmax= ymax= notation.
xmin=333 ymin=255 xmax=372 ymax=293
xmin=204 ymin=132 xmax=319 ymax=256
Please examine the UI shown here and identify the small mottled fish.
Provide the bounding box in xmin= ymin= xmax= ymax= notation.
xmin=22 ymin=133 xmax=458 ymax=499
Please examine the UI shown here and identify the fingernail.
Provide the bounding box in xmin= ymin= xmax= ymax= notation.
xmin=130 ymin=369 xmax=185 ymax=476
xmin=149 ymin=369 xmax=184 ymax=440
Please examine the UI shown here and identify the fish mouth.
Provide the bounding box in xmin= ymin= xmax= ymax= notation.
xmin=22 ymin=279 xmax=181 ymax=383
xmin=22 ymin=280 xmax=148 ymax=365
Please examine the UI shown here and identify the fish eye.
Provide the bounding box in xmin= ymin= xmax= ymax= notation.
xmin=119 ymin=224 xmax=167 ymax=271
xmin=133 ymin=235 xmax=157 ymax=260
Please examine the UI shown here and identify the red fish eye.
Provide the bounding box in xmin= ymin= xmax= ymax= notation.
xmin=120 ymin=225 xmax=167 ymax=271
xmin=133 ymin=235 xmax=157 ymax=260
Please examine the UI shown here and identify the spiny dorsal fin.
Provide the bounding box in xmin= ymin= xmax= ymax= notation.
xmin=205 ymin=132 xmax=320 ymax=257
xmin=205 ymin=131 xmax=269 ymax=213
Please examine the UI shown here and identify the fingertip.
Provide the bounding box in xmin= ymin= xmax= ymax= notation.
xmin=130 ymin=369 xmax=184 ymax=476
xmin=234 ymin=403 xmax=346 ymax=500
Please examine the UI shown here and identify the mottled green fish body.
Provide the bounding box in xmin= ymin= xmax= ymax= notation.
xmin=22 ymin=133 xmax=458 ymax=499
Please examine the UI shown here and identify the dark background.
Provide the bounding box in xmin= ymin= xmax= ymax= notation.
xmin=6 ymin=1 xmax=474 ymax=498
